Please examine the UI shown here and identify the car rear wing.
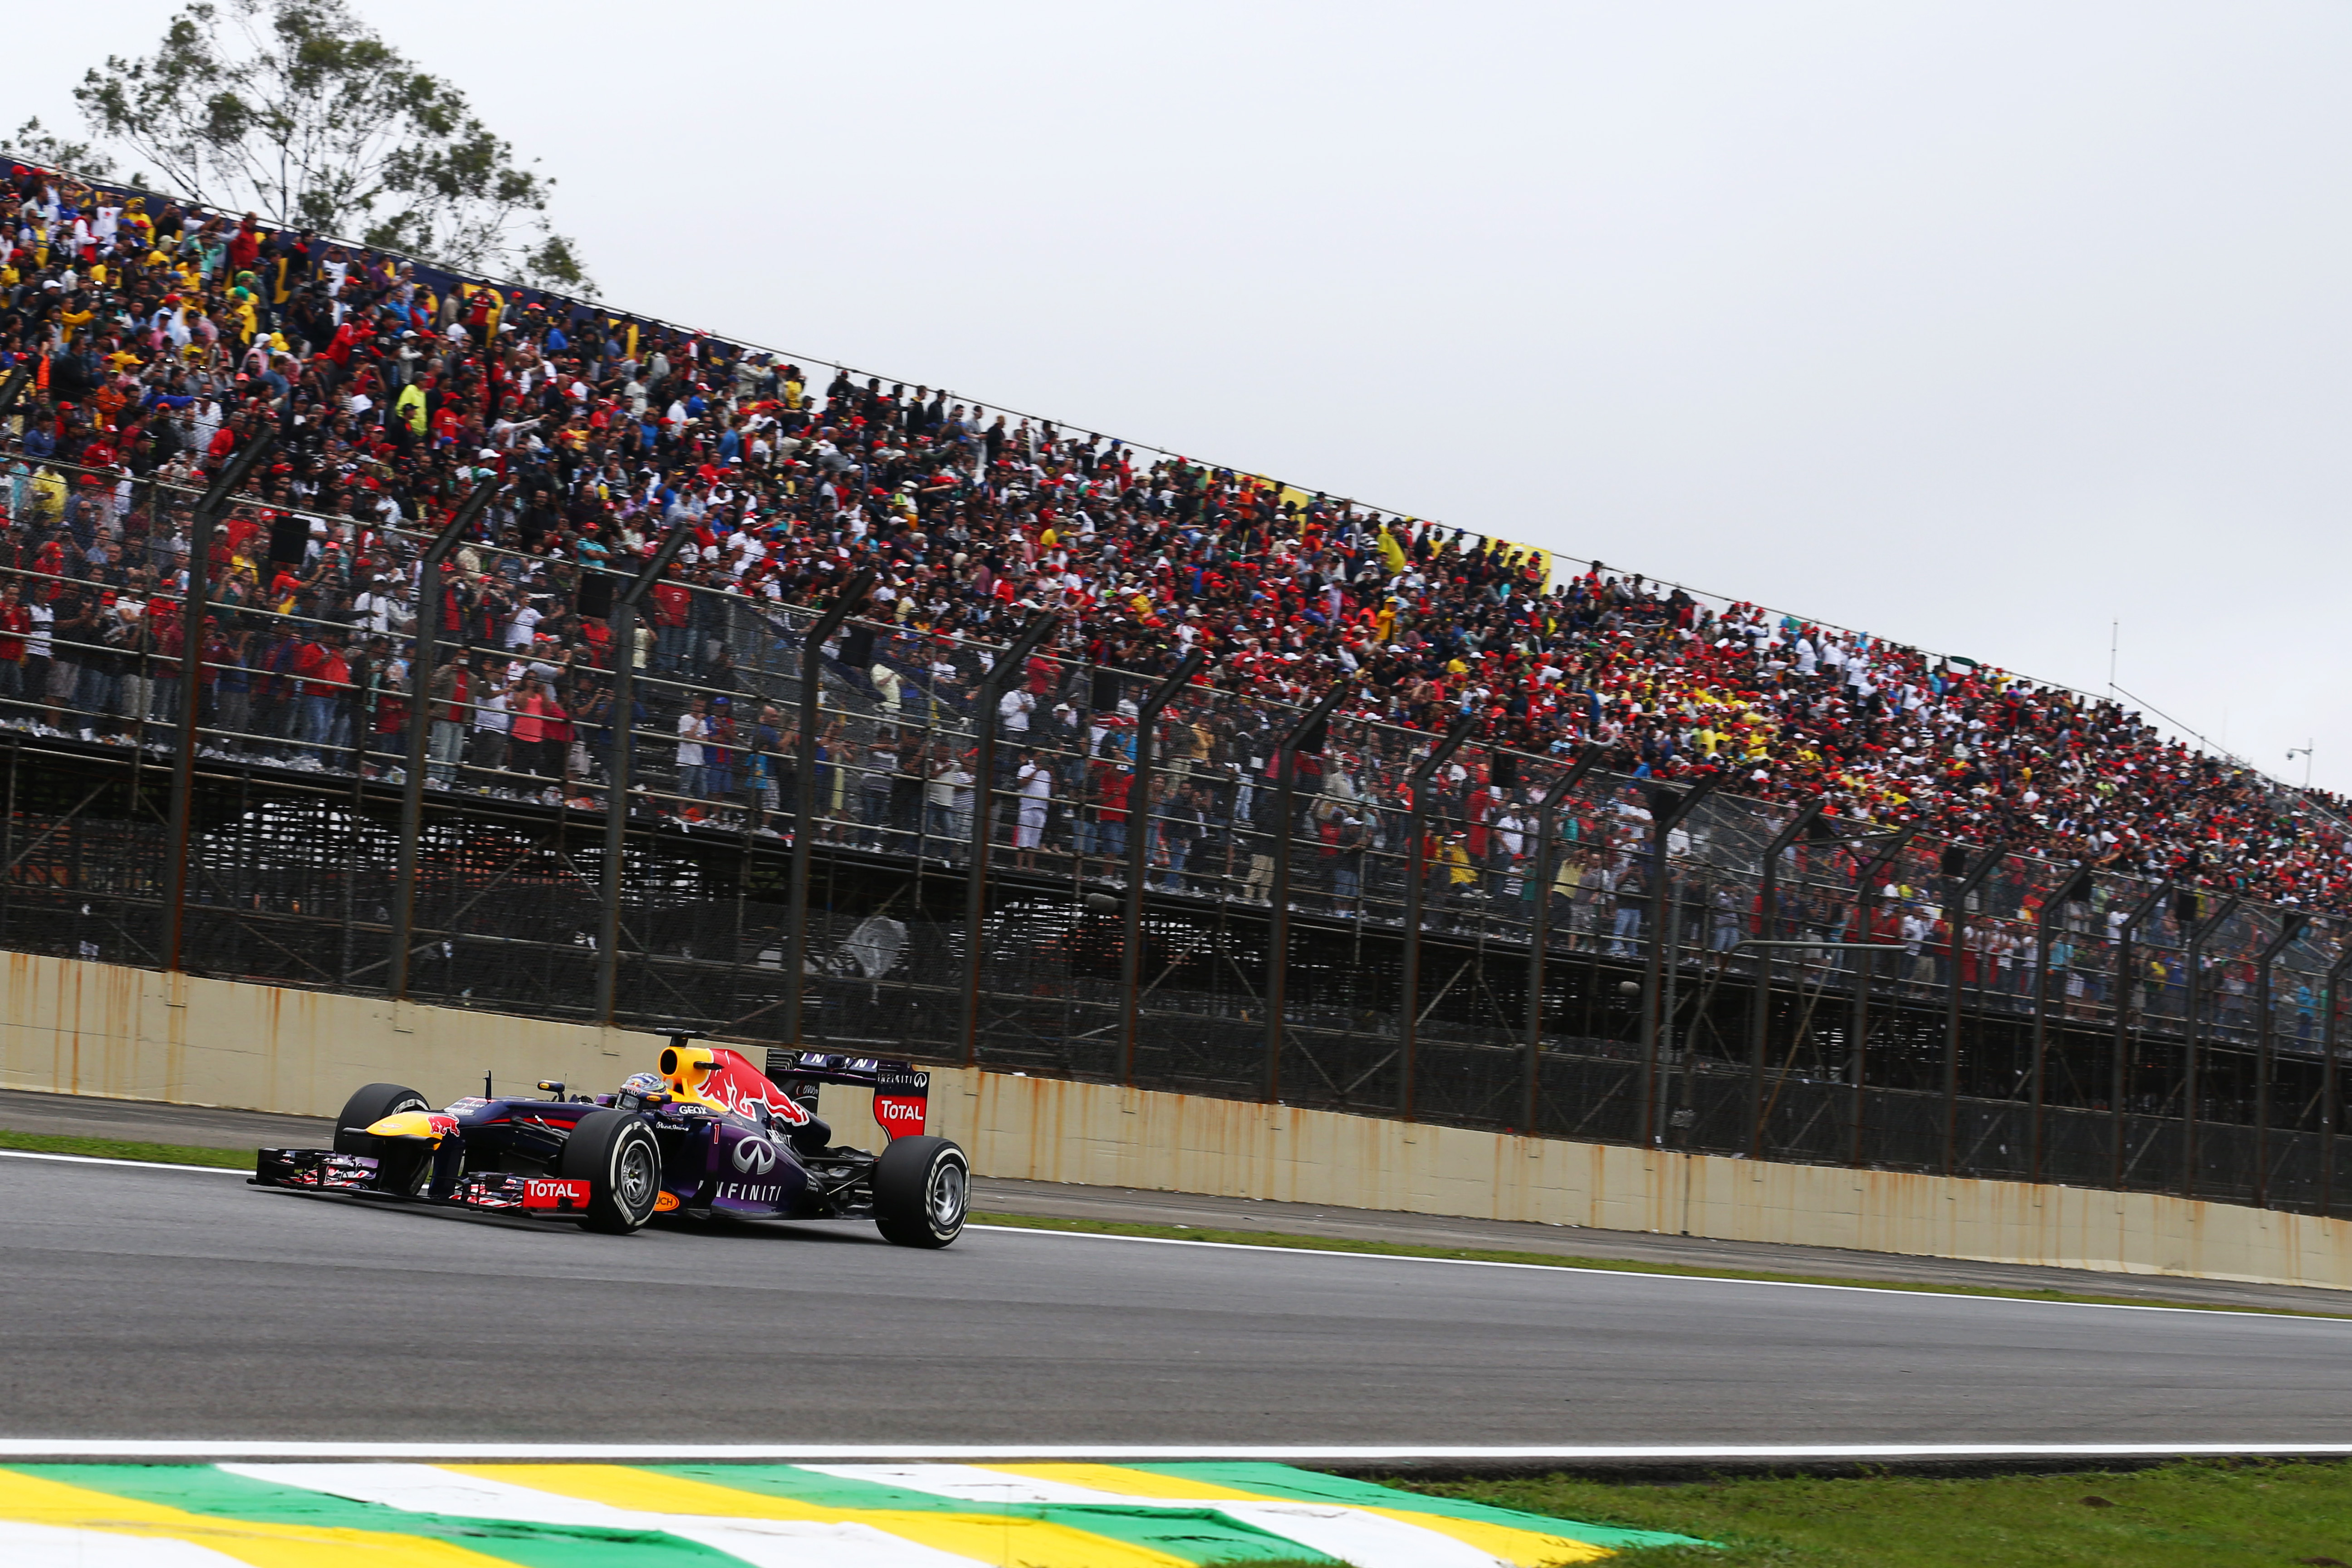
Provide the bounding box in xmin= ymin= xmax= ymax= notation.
xmin=764 ymin=1049 xmax=930 ymax=1140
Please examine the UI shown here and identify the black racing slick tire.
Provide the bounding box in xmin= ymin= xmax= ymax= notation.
xmin=332 ymin=1081 xmax=431 ymax=1195
xmin=560 ymin=1108 xmax=663 ymax=1234
xmin=872 ymin=1135 xmax=969 ymax=1249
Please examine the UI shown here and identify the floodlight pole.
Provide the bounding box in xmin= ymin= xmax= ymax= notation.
xmin=2250 ymin=911 xmax=2308 ymax=1209
xmin=591 ymin=523 xmax=696 ymax=1023
xmin=1394 ymin=711 xmax=1475 ymax=1119
xmin=1939 ymin=843 xmax=2009 ymax=1176
xmin=2180 ymin=894 xmax=2240 ymax=1200
xmin=1521 ymin=744 xmax=1604 ymax=1132
xmin=1119 ymin=650 xmax=1204 ymax=1087
xmin=391 ymin=475 xmax=500 ymax=999
xmin=1641 ymin=773 xmax=1726 ymax=1147
xmin=2107 ymin=879 xmax=2172 ymax=1190
xmin=958 ymin=611 xmax=1059 ymax=1068
xmin=1842 ymin=823 xmax=1918 ymax=1166
xmin=1264 ymin=682 xmax=1352 ymax=1105
xmin=1747 ymin=801 xmax=1823 ymax=1159
xmin=161 ymin=432 xmax=276 ymax=974
xmin=781 ymin=570 xmax=875 ymax=1050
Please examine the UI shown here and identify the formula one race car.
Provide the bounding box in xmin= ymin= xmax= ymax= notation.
xmin=251 ymin=1034 xmax=966 ymax=1247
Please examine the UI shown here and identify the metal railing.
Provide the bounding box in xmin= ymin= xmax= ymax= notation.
xmin=0 ymin=448 xmax=2345 ymax=1216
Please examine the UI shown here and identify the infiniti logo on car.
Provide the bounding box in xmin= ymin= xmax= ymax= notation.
xmin=731 ymin=1134 xmax=778 ymax=1175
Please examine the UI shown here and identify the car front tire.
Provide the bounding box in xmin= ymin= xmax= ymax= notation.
xmin=331 ymin=1081 xmax=431 ymax=1195
xmin=560 ymin=1108 xmax=663 ymax=1234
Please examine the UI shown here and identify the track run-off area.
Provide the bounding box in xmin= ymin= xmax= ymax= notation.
xmin=3 ymin=1150 xmax=2350 ymax=1454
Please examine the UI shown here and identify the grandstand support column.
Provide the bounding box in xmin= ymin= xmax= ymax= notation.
xmin=2108 ymin=880 xmax=2174 ymax=1190
xmin=161 ymin=432 xmax=277 ymax=975
xmin=1840 ymin=823 xmax=1918 ymax=1167
xmin=2250 ymin=911 xmax=2310 ymax=1209
xmin=1266 ymin=683 xmax=1355 ymax=1107
xmin=390 ymin=476 xmax=500 ymax=1000
xmin=590 ymin=524 xmax=696 ymax=1024
xmin=1939 ymin=843 xmax=2010 ymax=1177
xmin=1642 ymin=774 xmax=1726 ymax=1148
xmin=780 ymin=572 xmax=876 ymax=1051
xmin=958 ymin=612 xmax=1061 ymax=1069
xmin=1119 ymin=650 xmax=1205 ymax=1087
xmin=1747 ymin=802 xmax=1823 ymax=1159
xmin=2180 ymin=894 xmax=2241 ymax=1201
xmin=2320 ymin=941 xmax=2352 ymax=1217
xmin=1389 ymin=711 xmax=1474 ymax=1118
xmin=1522 ymin=745 xmax=1605 ymax=1132
xmin=2027 ymin=866 xmax=2095 ymax=1182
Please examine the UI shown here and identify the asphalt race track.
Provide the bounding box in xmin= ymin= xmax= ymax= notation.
xmin=4 ymin=1152 xmax=2349 ymax=1449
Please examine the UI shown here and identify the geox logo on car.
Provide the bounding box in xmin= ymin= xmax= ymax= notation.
xmin=255 ymin=1039 xmax=965 ymax=1248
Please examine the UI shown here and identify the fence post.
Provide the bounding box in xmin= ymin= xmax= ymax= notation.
xmin=2322 ymin=940 xmax=2352 ymax=1218
xmin=391 ymin=475 xmax=499 ymax=1000
xmin=2108 ymin=879 xmax=2172 ymax=1190
xmin=1522 ymin=744 xmax=1602 ymax=1132
xmin=162 ymin=433 xmax=276 ymax=975
xmin=2251 ymin=911 xmax=2308 ymax=1210
xmin=958 ymin=612 xmax=1060 ymax=1069
xmin=1939 ymin=842 xmax=2008 ymax=1176
xmin=780 ymin=571 xmax=875 ymax=1051
xmin=1642 ymin=775 xmax=1725 ymax=1147
xmin=1748 ymin=802 xmax=1823 ymax=1159
xmin=1390 ymin=711 xmax=1474 ymax=1119
xmin=591 ymin=524 xmax=696 ymax=1024
xmin=1119 ymin=650 xmax=1204 ymax=1087
xmin=1265 ymin=683 xmax=1353 ymax=1106
xmin=1842 ymin=823 xmax=1916 ymax=1167
xmin=2027 ymin=866 xmax=2094 ymax=1181
xmin=2180 ymin=894 xmax=2240 ymax=1200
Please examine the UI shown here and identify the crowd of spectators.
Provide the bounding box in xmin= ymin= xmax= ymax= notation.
xmin=2 ymin=155 xmax=2349 ymax=925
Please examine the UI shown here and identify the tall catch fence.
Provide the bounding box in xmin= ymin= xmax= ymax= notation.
xmin=0 ymin=451 xmax=2347 ymax=1217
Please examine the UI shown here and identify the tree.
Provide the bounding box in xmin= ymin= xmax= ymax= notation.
xmin=20 ymin=0 xmax=592 ymax=294
xmin=7 ymin=117 xmax=115 ymax=178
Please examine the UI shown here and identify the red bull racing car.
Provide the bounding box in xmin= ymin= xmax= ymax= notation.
xmin=251 ymin=1033 xmax=966 ymax=1247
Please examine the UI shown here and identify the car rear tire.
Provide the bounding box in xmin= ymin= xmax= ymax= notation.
xmin=331 ymin=1081 xmax=431 ymax=1196
xmin=561 ymin=1108 xmax=662 ymax=1234
xmin=872 ymin=1135 xmax=968 ymax=1249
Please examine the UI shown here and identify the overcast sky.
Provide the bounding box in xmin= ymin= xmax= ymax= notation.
xmin=16 ymin=2 xmax=2352 ymax=790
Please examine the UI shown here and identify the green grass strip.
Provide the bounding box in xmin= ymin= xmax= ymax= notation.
xmin=970 ymin=1211 xmax=2352 ymax=1318
xmin=653 ymin=1463 xmax=1350 ymax=1564
xmin=1130 ymin=1461 xmax=1699 ymax=1551
xmin=1404 ymin=1457 xmax=2352 ymax=1566
xmin=0 ymin=1129 xmax=254 ymax=1168
xmin=9 ymin=1464 xmax=739 ymax=1567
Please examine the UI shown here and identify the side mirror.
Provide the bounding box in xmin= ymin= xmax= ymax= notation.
xmin=536 ymin=1080 xmax=566 ymax=1097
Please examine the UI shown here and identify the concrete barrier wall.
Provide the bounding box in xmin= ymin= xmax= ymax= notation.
xmin=4 ymin=949 xmax=2348 ymax=1293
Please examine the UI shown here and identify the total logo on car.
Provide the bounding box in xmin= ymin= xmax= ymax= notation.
xmin=252 ymin=1030 xmax=968 ymax=1247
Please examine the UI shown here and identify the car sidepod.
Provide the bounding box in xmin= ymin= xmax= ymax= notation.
xmin=704 ymin=1116 xmax=812 ymax=1216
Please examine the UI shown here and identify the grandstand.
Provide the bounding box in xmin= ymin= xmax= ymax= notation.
xmin=3 ymin=152 xmax=2350 ymax=1217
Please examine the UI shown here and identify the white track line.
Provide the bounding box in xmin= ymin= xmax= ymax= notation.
xmin=3 ymin=1148 xmax=2340 ymax=1321
xmin=0 ymin=1148 xmax=245 ymax=1174
xmin=4 ymin=1441 xmax=2352 ymax=1460
xmin=966 ymin=1225 xmax=2352 ymax=1320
